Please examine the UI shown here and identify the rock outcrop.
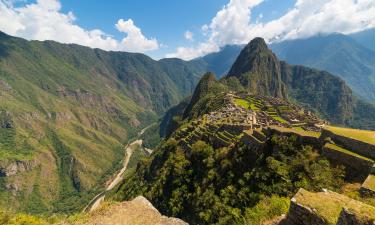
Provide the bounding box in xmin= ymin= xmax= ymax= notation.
xmin=0 ymin=160 xmax=37 ymax=177
xmin=72 ymin=196 xmax=188 ymax=225
xmin=284 ymin=188 xmax=375 ymax=225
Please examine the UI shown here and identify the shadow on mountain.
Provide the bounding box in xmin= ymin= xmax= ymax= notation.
xmin=0 ymin=31 xmax=10 ymax=58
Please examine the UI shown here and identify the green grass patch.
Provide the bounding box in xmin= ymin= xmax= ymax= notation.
xmin=270 ymin=126 xmax=320 ymax=138
xmin=362 ymin=175 xmax=375 ymax=191
xmin=270 ymin=115 xmax=288 ymax=124
xmin=325 ymin=126 xmax=375 ymax=145
xmin=294 ymin=188 xmax=375 ymax=225
xmin=234 ymin=98 xmax=250 ymax=109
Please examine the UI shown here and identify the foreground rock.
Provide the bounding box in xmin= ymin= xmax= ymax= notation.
xmin=283 ymin=188 xmax=375 ymax=225
xmin=73 ymin=196 xmax=188 ymax=225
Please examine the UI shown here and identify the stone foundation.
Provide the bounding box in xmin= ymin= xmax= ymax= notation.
xmin=322 ymin=145 xmax=374 ymax=174
xmin=320 ymin=129 xmax=375 ymax=160
xmin=285 ymin=199 xmax=327 ymax=225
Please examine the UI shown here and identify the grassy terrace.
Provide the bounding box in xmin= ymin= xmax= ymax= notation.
xmin=325 ymin=125 xmax=375 ymax=145
xmin=362 ymin=175 xmax=375 ymax=192
xmin=269 ymin=126 xmax=320 ymax=138
xmin=234 ymin=98 xmax=261 ymax=111
xmin=294 ymin=189 xmax=375 ymax=225
xmin=324 ymin=143 xmax=375 ymax=163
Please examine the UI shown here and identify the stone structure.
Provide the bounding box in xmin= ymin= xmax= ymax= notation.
xmin=284 ymin=188 xmax=375 ymax=225
xmin=285 ymin=198 xmax=327 ymax=225
xmin=322 ymin=144 xmax=374 ymax=174
xmin=360 ymin=174 xmax=375 ymax=197
xmin=320 ymin=129 xmax=375 ymax=160
xmin=263 ymin=126 xmax=322 ymax=149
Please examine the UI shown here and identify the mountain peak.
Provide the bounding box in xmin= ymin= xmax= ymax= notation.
xmin=227 ymin=37 xmax=287 ymax=98
xmin=246 ymin=37 xmax=268 ymax=52
xmin=227 ymin=37 xmax=274 ymax=77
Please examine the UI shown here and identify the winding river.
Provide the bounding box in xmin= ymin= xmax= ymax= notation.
xmin=82 ymin=124 xmax=154 ymax=212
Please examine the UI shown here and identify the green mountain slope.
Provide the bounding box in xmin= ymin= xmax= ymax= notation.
xmin=111 ymin=89 xmax=349 ymax=224
xmin=0 ymin=31 xmax=206 ymax=213
xmin=350 ymin=28 xmax=375 ymax=51
xmin=271 ymin=34 xmax=375 ymax=103
xmin=227 ymin=37 xmax=375 ymax=129
xmin=111 ymin=38 xmax=375 ymax=225
xmin=195 ymin=34 xmax=375 ymax=104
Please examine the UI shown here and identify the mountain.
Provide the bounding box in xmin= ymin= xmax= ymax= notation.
xmin=196 ymin=34 xmax=375 ymax=104
xmin=227 ymin=38 xmax=287 ymax=98
xmin=350 ymin=28 xmax=375 ymax=52
xmin=0 ymin=31 xmax=206 ymax=213
xmin=271 ymin=33 xmax=375 ymax=103
xmin=199 ymin=45 xmax=244 ymax=78
xmin=229 ymin=37 xmax=375 ymax=129
xmin=111 ymin=37 xmax=375 ymax=225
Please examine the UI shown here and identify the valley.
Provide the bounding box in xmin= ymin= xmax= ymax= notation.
xmin=0 ymin=23 xmax=375 ymax=225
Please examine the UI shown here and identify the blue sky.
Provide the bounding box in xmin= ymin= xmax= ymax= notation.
xmin=57 ymin=0 xmax=295 ymax=58
xmin=1 ymin=0 xmax=375 ymax=59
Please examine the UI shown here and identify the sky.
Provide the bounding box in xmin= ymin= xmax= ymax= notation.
xmin=0 ymin=0 xmax=375 ymax=60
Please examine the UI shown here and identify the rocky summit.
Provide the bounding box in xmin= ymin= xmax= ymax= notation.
xmin=68 ymin=196 xmax=188 ymax=225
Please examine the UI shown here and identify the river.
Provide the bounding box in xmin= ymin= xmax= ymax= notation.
xmin=82 ymin=123 xmax=154 ymax=212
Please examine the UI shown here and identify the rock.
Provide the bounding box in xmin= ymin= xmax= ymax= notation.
xmin=0 ymin=79 xmax=12 ymax=91
xmin=71 ymin=196 xmax=188 ymax=225
xmin=0 ymin=160 xmax=37 ymax=177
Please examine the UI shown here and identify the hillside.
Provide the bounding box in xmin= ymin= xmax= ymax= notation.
xmin=112 ymin=87 xmax=375 ymax=224
xmin=227 ymin=37 xmax=375 ymax=129
xmin=271 ymin=33 xmax=375 ymax=103
xmin=199 ymin=45 xmax=244 ymax=78
xmin=350 ymin=28 xmax=375 ymax=52
xmin=195 ymin=34 xmax=375 ymax=104
xmin=0 ymin=31 xmax=206 ymax=213
xmin=110 ymin=37 xmax=375 ymax=224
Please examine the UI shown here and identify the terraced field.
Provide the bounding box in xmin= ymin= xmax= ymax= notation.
xmin=324 ymin=143 xmax=374 ymax=163
xmin=325 ymin=126 xmax=375 ymax=145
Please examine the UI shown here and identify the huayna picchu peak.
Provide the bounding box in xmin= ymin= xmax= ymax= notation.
xmin=228 ymin=37 xmax=287 ymax=99
xmin=224 ymin=37 xmax=375 ymax=130
xmin=1 ymin=2 xmax=375 ymax=224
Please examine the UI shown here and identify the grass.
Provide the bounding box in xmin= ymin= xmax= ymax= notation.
xmin=325 ymin=126 xmax=375 ymax=145
xmin=234 ymin=98 xmax=250 ymax=109
xmin=270 ymin=126 xmax=320 ymax=138
xmin=324 ymin=143 xmax=375 ymax=163
xmin=294 ymin=188 xmax=375 ymax=225
xmin=270 ymin=115 xmax=288 ymax=124
xmin=362 ymin=175 xmax=375 ymax=191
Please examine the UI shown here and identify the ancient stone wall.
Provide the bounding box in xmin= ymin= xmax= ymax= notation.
xmin=263 ymin=127 xmax=322 ymax=148
xmin=320 ymin=129 xmax=375 ymax=160
xmin=322 ymin=145 xmax=373 ymax=173
xmin=284 ymin=200 xmax=327 ymax=225
xmin=337 ymin=208 xmax=375 ymax=225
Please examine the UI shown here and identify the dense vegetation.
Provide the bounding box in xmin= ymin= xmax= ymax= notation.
xmin=0 ymin=31 xmax=207 ymax=213
xmin=113 ymin=134 xmax=345 ymax=224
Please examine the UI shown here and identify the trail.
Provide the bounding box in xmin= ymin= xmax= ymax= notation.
xmin=83 ymin=123 xmax=155 ymax=212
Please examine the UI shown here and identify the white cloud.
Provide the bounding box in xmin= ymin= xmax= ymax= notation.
xmin=168 ymin=0 xmax=375 ymax=60
xmin=184 ymin=30 xmax=194 ymax=41
xmin=115 ymin=19 xmax=158 ymax=52
xmin=0 ymin=0 xmax=159 ymax=53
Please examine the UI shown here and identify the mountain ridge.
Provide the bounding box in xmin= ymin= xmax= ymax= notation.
xmin=0 ymin=30 xmax=207 ymax=213
xmin=195 ymin=33 xmax=375 ymax=104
